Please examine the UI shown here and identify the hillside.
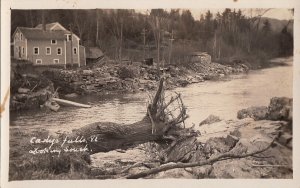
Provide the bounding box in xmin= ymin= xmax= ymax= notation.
xmin=258 ymin=17 xmax=293 ymax=34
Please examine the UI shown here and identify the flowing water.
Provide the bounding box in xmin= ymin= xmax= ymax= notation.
xmin=10 ymin=58 xmax=293 ymax=133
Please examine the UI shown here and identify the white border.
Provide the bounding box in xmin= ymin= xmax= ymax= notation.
xmin=1 ymin=0 xmax=300 ymax=188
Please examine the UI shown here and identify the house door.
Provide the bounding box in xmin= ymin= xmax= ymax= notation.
xmin=18 ymin=46 xmax=21 ymax=58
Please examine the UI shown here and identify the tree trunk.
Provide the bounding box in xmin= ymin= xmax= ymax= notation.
xmin=72 ymin=117 xmax=166 ymax=154
xmin=71 ymin=79 xmax=188 ymax=155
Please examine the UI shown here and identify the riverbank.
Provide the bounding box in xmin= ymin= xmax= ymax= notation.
xmin=9 ymin=96 xmax=293 ymax=180
xmin=9 ymin=56 xmax=292 ymax=112
xmin=9 ymin=55 xmax=271 ymax=111
xmin=42 ymin=57 xmax=250 ymax=95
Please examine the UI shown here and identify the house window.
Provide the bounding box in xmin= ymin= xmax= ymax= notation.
xmin=57 ymin=47 xmax=62 ymax=55
xmin=22 ymin=47 xmax=25 ymax=54
xmin=66 ymin=34 xmax=72 ymax=41
xmin=51 ymin=40 xmax=57 ymax=44
xmin=53 ymin=59 xmax=59 ymax=64
xmin=20 ymin=33 xmax=23 ymax=40
xmin=36 ymin=59 xmax=42 ymax=64
xmin=73 ymin=47 xmax=77 ymax=55
xmin=46 ymin=47 xmax=51 ymax=55
xmin=33 ymin=47 xmax=39 ymax=55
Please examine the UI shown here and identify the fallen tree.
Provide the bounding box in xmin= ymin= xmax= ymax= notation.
xmin=72 ymin=78 xmax=192 ymax=155
xmin=69 ymin=78 xmax=280 ymax=179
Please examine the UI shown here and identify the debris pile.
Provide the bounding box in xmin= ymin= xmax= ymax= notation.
xmin=10 ymin=68 xmax=56 ymax=111
xmin=42 ymin=59 xmax=249 ymax=95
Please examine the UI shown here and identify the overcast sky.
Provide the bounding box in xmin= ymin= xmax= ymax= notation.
xmin=191 ymin=8 xmax=293 ymax=20
xmin=138 ymin=8 xmax=293 ymax=21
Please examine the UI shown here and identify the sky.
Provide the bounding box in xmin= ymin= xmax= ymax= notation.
xmin=138 ymin=8 xmax=293 ymax=21
xmin=191 ymin=8 xmax=293 ymax=20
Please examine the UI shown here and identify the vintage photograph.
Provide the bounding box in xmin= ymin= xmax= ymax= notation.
xmin=9 ymin=8 xmax=293 ymax=180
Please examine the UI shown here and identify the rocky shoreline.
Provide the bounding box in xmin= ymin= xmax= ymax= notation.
xmin=10 ymin=58 xmax=250 ymax=111
xmin=43 ymin=60 xmax=249 ymax=95
xmin=88 ymin=97 xmax=293 ymax=179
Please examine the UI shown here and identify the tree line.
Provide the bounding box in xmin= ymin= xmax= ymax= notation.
xmin=11 ymin=9 xmax=293 ymax=65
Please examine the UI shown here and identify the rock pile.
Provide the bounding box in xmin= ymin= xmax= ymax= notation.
xmin=10 ymin=86 xmax=55 ymax=111
xmin=41 ymin=59 xmax=250 ymax=95
xmin=10 ymin=68 xmax=56 ymax=111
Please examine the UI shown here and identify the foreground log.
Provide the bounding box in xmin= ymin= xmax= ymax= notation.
xmin=72 ymin=78 xmax=189 ymax=154
xmin=127 ymin=137 xmax=276 ymax=179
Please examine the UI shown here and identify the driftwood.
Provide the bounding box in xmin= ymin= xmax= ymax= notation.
xmin=72 ymin=78 xmax=189 ymax=154
xmin=127 ymin=138 xmax=276 ymax=179
xmin=53 ymin=98 xmax=91 ymax=108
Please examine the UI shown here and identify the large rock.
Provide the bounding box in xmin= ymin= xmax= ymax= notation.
xmin=199 ymin=115 xmax=222 ymax=126
xmin=204 ymin=135 xmax=239 ymax=155
xmin=64 ymin=93 xmax=79 ymax=98
xmin=267 ymin=97 xmax=292 ymax=121
xmin=237 ymin=106 xmax=268 ymax=120
xmin=191 ymin=165 xmax=213 ymax=179
xmin=150 ymin=166 xmax=197 ymax=179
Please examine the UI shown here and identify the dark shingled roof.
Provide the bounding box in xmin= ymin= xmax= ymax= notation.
xmin=17 ymin=27 xmax=71 ymax=40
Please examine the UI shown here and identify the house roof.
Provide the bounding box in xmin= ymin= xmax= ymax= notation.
xmin=16 ymin=27 xmax=71 ymax=40
xmin=13 ymin=22 xmax=80 ymax=41
xmin=86 ymin=47 xmax=104 ymax=59
xmin=35 ymin=22 xmax=67 ymax=31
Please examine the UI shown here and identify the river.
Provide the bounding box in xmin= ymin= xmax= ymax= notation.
xmin=10 ymin=57 xmax=293 ymax=133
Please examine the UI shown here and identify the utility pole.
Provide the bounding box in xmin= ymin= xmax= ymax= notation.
xmin=156 ymin=16 xmax=160 ymax=74
xmin=69 ymin=24 xmax=73 ymax=69
xmin=119 ymin=18 xmax=123 ymax=63
xmin=213 ymin=31 xmax=217 ymax=59
xmin=168 ymin=30 xmax=174 ymax=65
xmin=96 ymin=9 xmax=99 ymax=46
xmin=141 ymin=28 xmax=146 ymax=60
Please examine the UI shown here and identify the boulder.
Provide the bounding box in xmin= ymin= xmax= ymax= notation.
xmin=150 ymin=167 xmax=197 ymax=179
xmin=18 ymin=88 xmax=31 ymax=94
xmin=267 ymin=97 xmax=292 ymax=121
xmin=199 ymin=115 xmax=222 ymax=126
xmin=177 ymin=79 xmax=189 ymax=87
xmin=204 ymin=135 xmax=239 ymax=154
xmin=191 ymin=165 xmax=213 ymax=179
xmin=278 ymin=132 xmax=292 ymax=146
xmin=209 ymin=158 xmax=259 ymax=178
xmin=237 ymin=106 xmax=268 ymax=120
xmin=43 ymin=100 xmax=60 ymax=112
xmin=82 ymin=70 xmax=93 ymax=75
xmin=64 ymin=93 xmax=79 ymax=98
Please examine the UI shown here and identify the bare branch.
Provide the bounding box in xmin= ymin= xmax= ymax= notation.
xmin=127 ymin=138 xmax=276 ymax=179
